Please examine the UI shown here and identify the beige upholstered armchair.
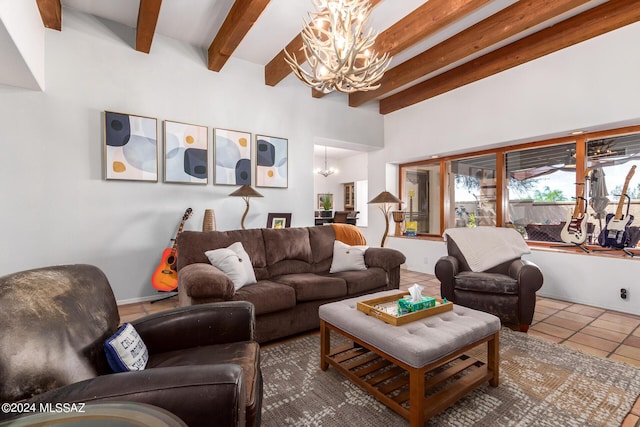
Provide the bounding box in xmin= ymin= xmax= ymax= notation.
xmin=435 ymin=227 xmax=543 ymax=332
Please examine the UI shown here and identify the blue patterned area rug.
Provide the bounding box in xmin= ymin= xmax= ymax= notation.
xmin=260 ymin=328 xmax=640 ymax=426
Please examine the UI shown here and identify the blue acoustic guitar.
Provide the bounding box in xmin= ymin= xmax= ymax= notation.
xmin=598 ymin=165 xmax=636 ymax=249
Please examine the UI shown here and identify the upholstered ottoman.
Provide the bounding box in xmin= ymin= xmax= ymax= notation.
xmin=319 ymin=290 xmax=501 ymax=426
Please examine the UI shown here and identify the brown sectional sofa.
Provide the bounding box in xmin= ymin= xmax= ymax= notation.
xmin=177 ymin=225 xmax=406 ymax=343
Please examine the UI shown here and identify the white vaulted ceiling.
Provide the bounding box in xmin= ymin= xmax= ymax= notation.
xmin=7 ymin=0 xmax=640 ymax=113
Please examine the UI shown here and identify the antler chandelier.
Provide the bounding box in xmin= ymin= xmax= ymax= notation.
xmin=285 ymin=0 xmax=391 ymax=94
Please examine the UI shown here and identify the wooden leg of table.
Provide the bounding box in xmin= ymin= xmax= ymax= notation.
xmin=408 ymin=367 xmax=425 ymax=427
xmin=488 ymin=331 xmax=500 ymax=387
xmin=320 ymin=320 xmax=329 ymax=371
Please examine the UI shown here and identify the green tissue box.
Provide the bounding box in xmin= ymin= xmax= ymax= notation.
xmin=397 ymin=296 xmax=436 ymax=315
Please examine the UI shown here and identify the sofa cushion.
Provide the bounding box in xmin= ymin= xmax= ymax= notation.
xmin=205 ymin=248 xmax=248 ymax=290
xmin=179 ymin=263 xmax=235 ymax=299
xmin=329 ymin=267 xmax=387 ymax=295
xmin=308 ymin=225 xmax=336 ymax=273
xmin=233 ymin=280 xmax=296 ymax=315
xmin=177 ymin=230 xmax=268 ymax=280
xmin=263 ymin=228 xmax=313 ymax=277
xmin=228 ymin=242 xmax=257 ymax=284
xmin=205 ymin=242 xmax=257 ymax=290
xmin=273 ymin=273 xmax=347 ymax=302
xmin=455 ymin=271 xmax=518 ymax=294
xmin=452 ymin=290 xmax=519 ymax=324
xmin=330 ymin=240 xmax=368 ymax=273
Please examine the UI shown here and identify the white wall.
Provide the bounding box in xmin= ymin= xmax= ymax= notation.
xmin=383 ymin=23 xmax=640 ymax=162
xmin=355 ymin=179 xmax=368 ymax=227
xmin=313 ymin=151 xmax=369 ymax=213
xmin=0 ymin=8 xmax=383 ymax=303
xmin=313 ymin=154 xmax=343 ymax=211
xmin=337 ymin=153 xmax=370 ymax=227
xmin=0 ymin=0 xmax=45 ymax=90
xmin=380 ymin=22 xmax=640 ymax=314
xmin=361 ymin=149 xmax=400 ymax=246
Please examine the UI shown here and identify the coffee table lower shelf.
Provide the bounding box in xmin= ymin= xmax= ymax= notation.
xmin=320 ymin=320 xmax=499 ymax=426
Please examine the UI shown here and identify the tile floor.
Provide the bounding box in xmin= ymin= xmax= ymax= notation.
xmin=119 ymin=269 xmax=640 ymax=426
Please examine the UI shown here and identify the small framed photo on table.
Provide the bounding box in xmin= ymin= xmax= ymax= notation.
xmin=267 ymin=213 xmax=291 ymax=229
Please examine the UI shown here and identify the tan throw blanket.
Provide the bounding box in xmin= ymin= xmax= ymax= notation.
xmin=443 ymin=227 xmax=530 ymax=272
xmin=331 ymin=223 xmax=367 ymax=246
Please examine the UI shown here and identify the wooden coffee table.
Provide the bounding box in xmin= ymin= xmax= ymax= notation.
xmin=319 ymin=291 xmax=500 ymax=426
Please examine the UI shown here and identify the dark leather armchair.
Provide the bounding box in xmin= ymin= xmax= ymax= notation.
xmin=435 ymin=233 xmax=543 ymax=332
xmin=0 ymin=264 xmax=262 ymax=426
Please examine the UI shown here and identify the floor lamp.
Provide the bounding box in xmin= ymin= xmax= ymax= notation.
xmin=368 ymin=191 xmax=403 ymax=247
xmin=229 ymin=185 xmax=263 ymax=230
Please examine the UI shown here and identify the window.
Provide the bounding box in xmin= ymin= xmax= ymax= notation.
xmin=397 ymin=125 xmax=640 ymax=247
xmin=400 ymin=163 xmax=440 ymax=235
xmin=505 ymin=142 xmax=578 ymax=242
xmin=449 ymin=154 xmax=496 ymax=228
xmin=587 ymin=133 xmax=640 ymax=248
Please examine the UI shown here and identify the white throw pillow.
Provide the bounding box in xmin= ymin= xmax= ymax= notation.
xmin=330 ymin=240 xmax=368 ymax=273
xmin=104 ymin=323 xmax=148 ymax=372
xmin=205 ymin=242 xmax=256 ymax=290
xmin=205 ymin=248 xmax=246 ymax=290
xmin=228 ymin=242 xmax=257 ymax=285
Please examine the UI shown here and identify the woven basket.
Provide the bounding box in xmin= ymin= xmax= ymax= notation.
xmin=392 ymin=211 xmax=405 ymax=223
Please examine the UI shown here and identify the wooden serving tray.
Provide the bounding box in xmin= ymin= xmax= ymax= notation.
xmin=357 ymin=291 xmax=453 ymax=326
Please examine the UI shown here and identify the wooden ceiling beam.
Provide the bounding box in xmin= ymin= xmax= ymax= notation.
xmin=264 ymin=0 xmax=385 ymax=87
xmin=379 ymin=0 xmax=640 ymax=115
xmin=351 ymin=0 xmax=591 ymax=108
xmin=265 ymin=33 xmax=303 ymax=86
xmin=208 ymin=0 xmax=271 ymax=72
xmin=375 ymin=0 xmax=491 ymax=59
xmin=136 ymin=0 xmax=162 ymax=54
xmin=36 ymin=0 xmax=61 ymax=31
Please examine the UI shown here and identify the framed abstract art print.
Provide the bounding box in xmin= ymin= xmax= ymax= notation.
xmin=214 ymin=128 xmax=252 ymax=185
xmin=164 ymin=120 xmax=208 ymax=184
xmin=104 ymin=111 xmax=158 ymax=181
xmin=256 ymin=135 xmax=288 ymax=188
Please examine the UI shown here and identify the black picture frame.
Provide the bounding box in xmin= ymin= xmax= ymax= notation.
xmin=266 ymin=213 xmax=291 ymax=229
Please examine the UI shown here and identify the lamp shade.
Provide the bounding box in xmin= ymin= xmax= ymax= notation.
xmin=229 ymin=185 xmax=263 ymax=198
xmin=228 ymin=185 xmax=263 ymax=230
xmin=368 ymin=191 xmax=402 ymax=205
